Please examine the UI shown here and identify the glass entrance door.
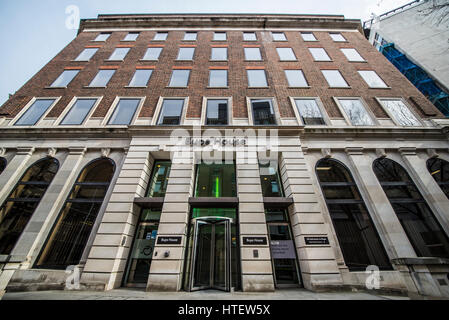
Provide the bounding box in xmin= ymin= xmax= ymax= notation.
xmin=190 ymin=218 xmax=231 ymax=291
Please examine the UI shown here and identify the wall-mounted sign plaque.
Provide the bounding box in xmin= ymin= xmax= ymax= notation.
xmin=243 ymin=237 xmax=267 ymax=245
xmin=304 ymin=236 xmax=329 ymax=245
xmin=157 ymin=236 xmax=182 ymax=245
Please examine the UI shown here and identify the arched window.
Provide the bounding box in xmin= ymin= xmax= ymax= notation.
xmin=0 ymin=157 xmax=6 ymax=175
xmin=0 ymin=157 xmax=59 ymax=255
xmin=316 ymin=159 xmax=391 ymax=271
xmin=373 ymin=158 xmax=449 ymax=258
xmin=427 ymin=157 xmax=449 ymax=199
xmin=36 ymin=158 xmax=115 ymax=269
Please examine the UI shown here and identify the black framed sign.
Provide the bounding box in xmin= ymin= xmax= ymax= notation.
xmin=243 ymin=237 xmax=267 ymax=245
xmin=304 ymin=236 xmax=329 ymax=245
xmin=157 ymin=236 xmax=182 ymax=245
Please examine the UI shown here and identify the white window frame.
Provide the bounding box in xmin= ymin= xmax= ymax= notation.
xmin=107 ymin=47 xmax=130 ymax=61
xmin=213 ymin=32 xmax=227 ymax=41
xmin=48 ymin=69 xmax=80 ymax=88
xmin=321 ymin=69 xmax=350 ymax=88
xmin=153 ymin=32 xmax=168 ymax=41
xmin=308 ymin=47 xmax=332 ymax=61
xmin=126 ymin=69 xmax=154 ymax=88
xmin=208 ymin=69 xmax=228 ymax=88
xmin=93 ymin=33 xmax=111 ymax=42
xmin=73 ymin=48 xmax=98 ymax=62
xmin=151 ymin=97 xmax=189 ymax=126
xmin=271 ymin=32 xmax=287 ymax=41
xmin=358 ymin=70 xmax=389 ymax=88
xmin=210 ymin=47 xmax=228 ymax=61
xmin=176 ymin=47 xmax=196 ymax=61
xmin=333 ymin=97 xmax=378 ymax=127
xmin=300 ymin=32 xmax=317 ymax=42
xmin=246 ymin=69 xmax=269 ymax=88
xmin=102 ymin=96 xmax=146 ymax=127
xmin=243 ymin=32 xmax=257 ymax=41
xmin=141 ymin=47 xmax=163 ymax=61
xmin=244 ymin=47 xmax=262 ymax=61
xmin=9 ymin=97 xmax=61 ymax=127
xmin=86 ymin=69 xmax=116 ymax=88
xmin=289 ymin=97 xmax=330 ymax=126
xmin=375 ymin=97 xmax=423 ymax=127
xmin=167 ymin=69 xmax=191 ymax=88
xmin=340 ymin=48 xmax=365 ymax=62
xmin=284 ymin=69 xmax=309 ymax=88
xmin=329 ymin=33 xmax=346 ymax=42
xmin=246 ymin=97 xmax=281 ymax=126
xmin=183 ymin=32 xmax=197 ymax=41
xmin=122 ymin=32 xmax=140 ymax=42
xmin=54 ymin=96 xmax=103 ymax=126
xmin=201 ymin=97 xmax=233 ymax=125
xmin=276 ymin=47 xmax=297 ymax=61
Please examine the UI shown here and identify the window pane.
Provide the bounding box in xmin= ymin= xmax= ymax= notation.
xmin=309 ymin=48 xmax=331 ymax=61
xmin=330 ymin=33 xmax=346 ymax=41
xmin=380 ymin=99 xmax=421 ymax=126
xmin=285 ymin=70 xmax=308 ymax=87
xmin=74 ymin=48 xmax=98 ymax=61
xmin=294 ymin=99 xmax=325 ymax=125
xmin=108 ymin=99 xmax=140 ymax=125
xmin=206 ymin=99 xmax=228 ymax=125
xmin=15 ymin=99 xmax=55 ymax=126
xmin=213 ymin=32 xmax=226 ymax=41
xmin=124 ymin=32 xmax=139 ymax=41
xmin=209 ymin=70 xmax=227 ymax=87
xmin=338 ymin=99 xmax=374 ymax=126
xmin=154 ymin=32 xmax=168 ymax=41
xmin=61 ymin=98 xmax=97 ymax=125
xmin=427 ymin=158 xmax=449 ymax=199
xmin=243 ymin=32 xmax=257 ymax=41
xmin=244 ymin=47 xmax=262 ymax=60
xmin=251 ymin=99 xmax=276 ymax=125
xmin=94 ymin=33 xmax=110 ymax=41
xmin=147 ymin=161 xmax=172 ymax=197
xmin=158 ymin=99 xmax=184 ymax=125
xmin=108 ymin=47 xmax=130 ymax=60
xmin=276 ymin=47 xmax=296 ymax=61
xmin=50 ymin=70 xmax=79 ymax=87
xmin=321 ymin=70 xmax=348 ymax=87
xmin=341 ymin=48 xmax=365 ymax=62
xmin=169 ymin=70 xmax=190 ymax=87
xmin=143 ymin=47 xmax=163 ymax=60
xmin=128 ymin=69 xmax=153 ymax=87
xmin=247 ymin=69 xmax=268 ymax=87
xmin=0 ymin=158 xmax=6 ymax=175
xmin=272 ymin=32 xmax=286 ymax=41
xmin=184 ymin=32 xmax=197 ymax=41
xmin=358 ymin=70 xmax=388 ymax=88
xmin=195 ymin=162 xmax=236 ymax=197
xmin=177 ymin=47 xmax=195 ymax=60
xmin=259 ymin=162 xmax=283 ymax=197
xmin=88 ymin=69 xmax=115 ymax=87
xmin=301 ymin=32 xmax=316 ymax=41
xmin=211 ymin=47 xmax=227 ymax=60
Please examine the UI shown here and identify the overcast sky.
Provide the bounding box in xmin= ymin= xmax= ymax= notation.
xmin=0 ymin=0 xmax=412 ymax=105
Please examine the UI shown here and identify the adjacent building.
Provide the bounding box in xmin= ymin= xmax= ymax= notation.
xmin=0 ymin=13 xmax=449 ymax=298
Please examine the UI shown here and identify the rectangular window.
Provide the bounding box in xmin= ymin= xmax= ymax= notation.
xmin=168 ymin=69 xmax=190 ymax=87
xmin=259 ymin=162 xmax=284 ymax=197
xmin=309 ymin=48 xmax=331 ymax=61
xmin=74 ymin=48 xmax=98 ymax=61
xmin=338 ymin=98 xmax=374 ymax=126
xmin=276 ymin=47 xmax=296 ymax=61
xmin=108 ymin=47 xmax=130 ymax=61
xmin=340 ymin=48 xmax=365 ymax=62
xmin=142 ymin=47 xmax=163 ymax=60
xmin=94 ymin=33 xmax=111 ymax=42
xmin=209 ymin=70 xmax=228 ymax=87
xmin=247 ymin=69 xmax=268 ymax=87
xmin=153 ymin=32 xmax=168 ymax=41
xmin=177 ymin=47 xmax=195 ymax=60
xmin=358 ymin=70 xmax=388 ymax=88
xmin=378 ymin=99 xmax=421 ymax=126
xmin=183 ymin=32 xmax=197 ymax=41
xmin=294 ymin=98 xmax=325 ymax=125
xmin=213 ymin=32 xmax=227 ymax=41
xmin=285 ymin=70 xmax=308 ymax=87
xmin=88 ymin=69 xmax=115 ymax=87
xmin=147 ymin=161 xmax=172 ymax=197
xmin=195 ymin=162 xmax=236 ymax=197
xmin=14 ymin=99 xmax=56 ymax=126
xmin=329 ymin=33 xmax=346 ymax=42
xmin=108 ymin=98 xmax=141 ymax=125
xmin=272 ymin=32 xmax=287 ymax=41
xmin=300 ymin=32 xmax=316 ymax=41
xmin=123 ymin=32 xmax=139 ymax=41
xmin=128 ymin=69 xmax=153 ymax=87
xmin=50 ymin=70 xmax=79 ymax=87
xmin=243 ymin=32 xmax=257 ymax=41
xmin=211 ymin=47 xmax=227 ymax=60
xmin=321 ymin=70 xmax=349 ymax=87
xmin=244 ymin=47 xmax=262 ymax=61
xmin=157 ymin=99 xmax=185 ymax=125
xmin=251 ymin=99 xmax=276 ymax=125
xmin=60 ymin=98 xmax=97 ymax=125
xmin=206 ymin=99 xmax=228 ymax=125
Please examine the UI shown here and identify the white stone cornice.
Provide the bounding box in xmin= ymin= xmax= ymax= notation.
xmin=345 ymin=147 xmax=364 ymax=155
xmin=16 ymin=147 xmax=35 ymax=155
xmin=398 ymin=147 xmax=417 ymax=156
xmin=68 ymin=147 xmax=87 ymax=156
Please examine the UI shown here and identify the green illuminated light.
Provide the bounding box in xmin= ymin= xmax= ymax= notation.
xmin=215 ymin=176 xmax=220 ymax=198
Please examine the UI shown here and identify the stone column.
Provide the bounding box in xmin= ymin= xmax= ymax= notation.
xmin=81 ymin=146 xmax=153 ymax=290
xmin=280 ymin=142 xmax=343 ymax=291
xmin=238 ymin=150 xmax=274 ymax=292
xmin=147 ymin=152 xmax=194 ymax=291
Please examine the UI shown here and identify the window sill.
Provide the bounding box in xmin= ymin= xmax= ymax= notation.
xmin=279 ymin=60 xmax=298 ymax=62
xmin=368 ymin=86 xmax=392 ymax=89
xmin=83 ymin=86 xmax=107 ymax=89
xmin=272 ymin=40 xmax=288 ymax=42
xmin=176 ymin=59 xmax=194 ymax=62
xmin=105 ymin=59 xmax=124 ymax=62
xmin=70 ymin=59 xmax=89 ymax=62
xmin=165 ymin=86 xmax=188 ymax=88
xmin=333 ymin=40 xmax=348 ymax=43
xmin=210 ymin=60 xmax=228 ymax=62
xmin=314 ymin=59 xmax=333 ymax=62
xmin=207 ymin=86 xmax=229 ymax=89
xmin=328 ymin=86 xmax=352 ymax=89
xmin=302 ymin=40 xmax=318 ymax=42
xmin=125 ymin=86 xmax=148 ymax=88
xmin=120 ymin=40 xmax=137 ymax=42
xmin=248 ymin=86 xmax=270 ymax=89
xmin=151 ymin=40 xmax=167 ymax=42
xmin=139 ymin=59 xmax=159 ymax=62
xmin=348 ymin=60 xmax=367 ymax=63
xmin=288 ymin=86 xmax=310 ymax=89
xmin=181 ymin=40 xmax=197 ymax=42
xmin=244 ymin=59 xmax=264 ymax=62
xmin=45 ymin=86 xmax=67 ymax=89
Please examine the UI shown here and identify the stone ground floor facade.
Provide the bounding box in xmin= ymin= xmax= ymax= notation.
xmin=1 ymin=125 xmax=449 ymax=299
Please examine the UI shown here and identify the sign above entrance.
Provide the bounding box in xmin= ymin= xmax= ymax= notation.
xmin=157 ymin=236 xmax=182 ymax=245
xmin=243 ymin=237 xmax=267 ymax=245
xmin=185 ymin=137 xmax=247 ymax=147
xmin=304 ymin=236 xmax=329 ymax=245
